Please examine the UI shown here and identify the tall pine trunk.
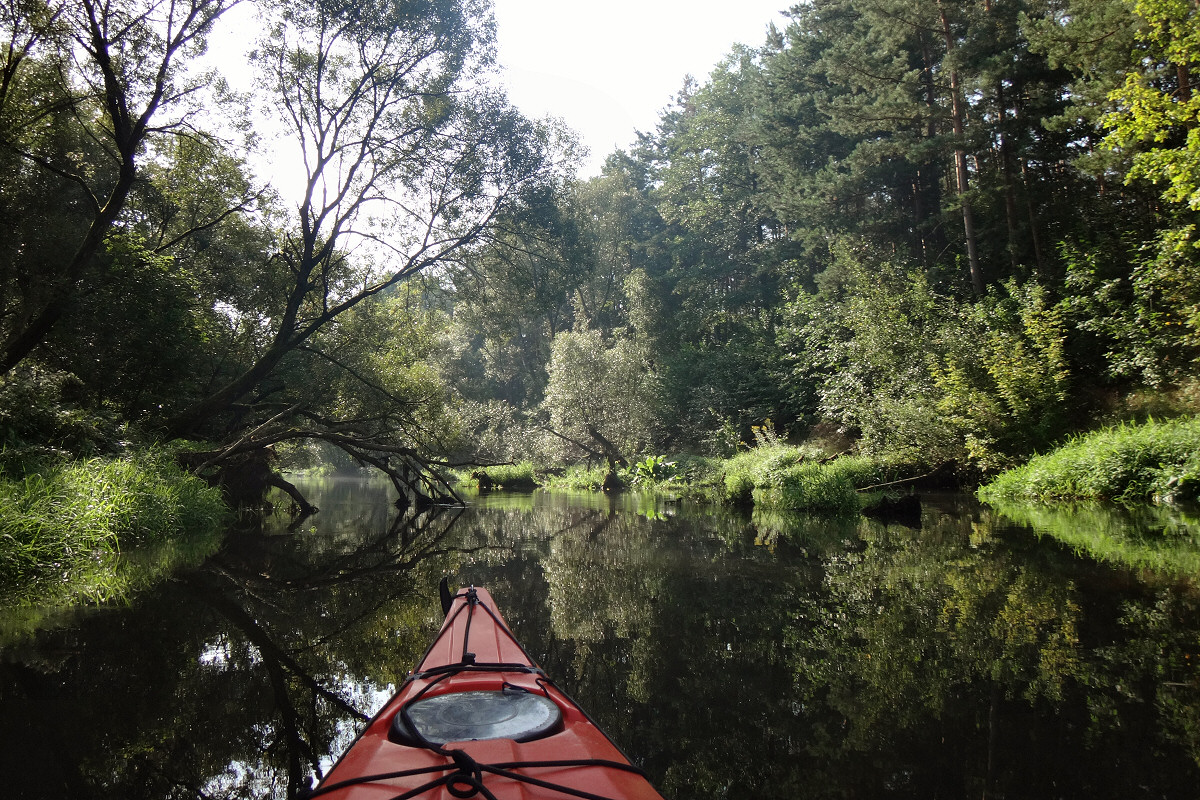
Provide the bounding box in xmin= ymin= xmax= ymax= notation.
xmin=937 ymin=0 xmax=984 ymax=296
xmin=996 ymin=81 xmax=1021 ymax=274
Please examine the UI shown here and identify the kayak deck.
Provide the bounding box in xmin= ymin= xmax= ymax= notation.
xmin=308 ymin=586 xmax=665 ymax=800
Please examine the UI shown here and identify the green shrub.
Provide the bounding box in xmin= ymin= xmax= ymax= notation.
xmin=780 ymin=244 xmax=1075 ymax=473
xmin=1156 ymin=451 xmax=1200 ymax=505
xmin=752 ymin=461 xmax=862 ymax=514
xmin=718 ymin=445 xmax=885 ymax=513
xmin=0 ymin=451 xmax=227 ymax=588
xmin=0 ymin=366 xmax=124 ymax=477
xmin=721 ymin=444 xmax=815 ymax=504
xmin=780 ymin=246 xmax=960 ymax=466
xmin=544 ymin=464 xmax=611 ymax=491
xmin=936 ymin=281 xmax=1071 ymax=472
xmin=979 ymin=417 xmax=1200 ymax=504
xmin=470 ymin=461 xmax=539 ymax=490
xmin=724 ymin=469 xmax=756 ymax=505
xmin=1057 ymin=230 xmax=1200 ymax=388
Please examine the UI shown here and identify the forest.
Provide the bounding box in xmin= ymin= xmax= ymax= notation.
xmin=2 ymin=0 xmax=1200 ymax=576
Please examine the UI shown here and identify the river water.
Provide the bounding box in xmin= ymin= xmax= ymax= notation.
xmin=2 ymin=478 xmax=1199 ymax=799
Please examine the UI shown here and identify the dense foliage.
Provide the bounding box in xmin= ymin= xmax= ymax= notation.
xmin=445 ymin=0 xmax=1200 ymax=492
xmin=3 ymin=0 xmax=1199 ymax=558
xmin=0 ymin=0 xmax=565 ymax=510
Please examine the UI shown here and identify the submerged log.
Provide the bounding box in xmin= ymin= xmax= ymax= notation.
xmin=862 ymin=493 xmax=922 ymax=528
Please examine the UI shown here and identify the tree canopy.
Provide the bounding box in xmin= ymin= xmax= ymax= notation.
xmin=3 ymin=0 xmax=1199 ymax=508
xmin=1 ymin=0 xmax=566 ymax=506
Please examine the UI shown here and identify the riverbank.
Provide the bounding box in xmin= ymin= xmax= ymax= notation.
xmin=460 ymin=416 xmax=1200 ymax=517
xmin=0 ymin=450 xmax=227 ymax=602
xmin=978 ymin=416 xmax=1200 ymax=505
xmin=8 ymin=414 xmax=1198 ymax=607
xmin=458 ymin=445 xmax=931 ymax=514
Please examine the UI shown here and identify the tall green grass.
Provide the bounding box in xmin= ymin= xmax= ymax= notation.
xmin=719 ymin=444 xmax=885 ymax=514
xmin=0 ymin=452 xmax=227 ymax=589
xmin=543 ymin=464 xmax=610 ymax=491
xmin=466 ymin=461 xmax=539 ymax=490
xmin=979 ymin=416 xmax=1200 ymax=504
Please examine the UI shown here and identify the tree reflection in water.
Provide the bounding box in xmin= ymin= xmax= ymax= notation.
xmin=0 ymin=481 xmax=1198 ymax=799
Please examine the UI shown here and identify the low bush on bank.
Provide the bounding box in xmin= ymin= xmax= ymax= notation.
xmin=466 ymin=461 xmax=539 ymax=490
xmin=718 ymin=444 xmax=894 ymax=514
xmin=722 ymin=445 xmax=822 ymax=504
xmin=0 ymin=451 xmax=227 ymax=589
xmin=450 ymin=445 xmax=910 ymax=513
xmin=543 ymin=464 xmax=611 ymax=491
xmin=751 ymin=461 xmax=863 ymax=514
xmin=466 ymin=455 xmax=728 ymax=497
xmin=978 ymin=416 xmax=1200 ymax=504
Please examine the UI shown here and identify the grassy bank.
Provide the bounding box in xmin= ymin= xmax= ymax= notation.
xmin=978 ymin=416 xmax=1200 ymax=505
xmin=0 ymin=451 xmax=228 ymax=592
xmin=461 ymin=461 xmax=541 ymax=491
xmin=721 ymin=445 xmax=882 ymax=513
xmin=460 ymin=445 xmax=915 ymax=515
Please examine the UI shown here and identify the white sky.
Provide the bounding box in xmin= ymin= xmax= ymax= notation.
xmin=205 ymin=1 xmax=790 ymax=186
xmin=492 ymin=0 xmax=790 ymax=176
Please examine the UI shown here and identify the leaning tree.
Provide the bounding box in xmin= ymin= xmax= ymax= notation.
xmin=166 ymin=0 xmax=569 ymax=508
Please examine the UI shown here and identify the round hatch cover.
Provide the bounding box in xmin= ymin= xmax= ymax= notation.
xmin=391 ymin=690 xmax=563 ymax=745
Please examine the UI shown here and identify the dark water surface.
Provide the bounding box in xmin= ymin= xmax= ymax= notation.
xmin=3 ymin=478 xmax=1200 ymax=799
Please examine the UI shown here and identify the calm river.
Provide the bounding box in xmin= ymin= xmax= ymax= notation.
xmin=2 ymin=478 xmax=1200 ymax=798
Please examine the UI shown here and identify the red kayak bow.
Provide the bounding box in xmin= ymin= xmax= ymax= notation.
xmin=308 ymin=585 xmax=665 ymax=800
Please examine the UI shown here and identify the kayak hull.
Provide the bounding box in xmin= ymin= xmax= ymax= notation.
xmin=311 ymin=586 xmax=664 ymax=800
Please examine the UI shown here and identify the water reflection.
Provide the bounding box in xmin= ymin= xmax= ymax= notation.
xmin=0 ymin=482 xmax=1198 ymax=799
xmin=989 ymin=498 xmax=1200 ymax=574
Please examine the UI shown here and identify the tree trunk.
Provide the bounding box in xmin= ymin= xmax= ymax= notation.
xmin=918 ymin=34 xmax=947 ymax=269
xmin=938 ymin=0 xmax=985 ymax=296
xmin=1021 ymin=161 xmax=1047 ymax=273
xmin=266 ymin=473 xmax=319 ymax=516
xmin=585 ymin=424 xmax=629 ymax=472
xmin=996 ymin=81 xmax=1021 ymax=274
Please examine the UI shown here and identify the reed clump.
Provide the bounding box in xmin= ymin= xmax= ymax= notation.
xmin=0 ymin=452 xmax=227 ymax=588
xmin=720 ymin=444 xmax=882 ymax=514
xmin=468 ymin=461 xmax=539 ymax=490
xmin=978 ymin=416 xmax=1200 ymax=505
